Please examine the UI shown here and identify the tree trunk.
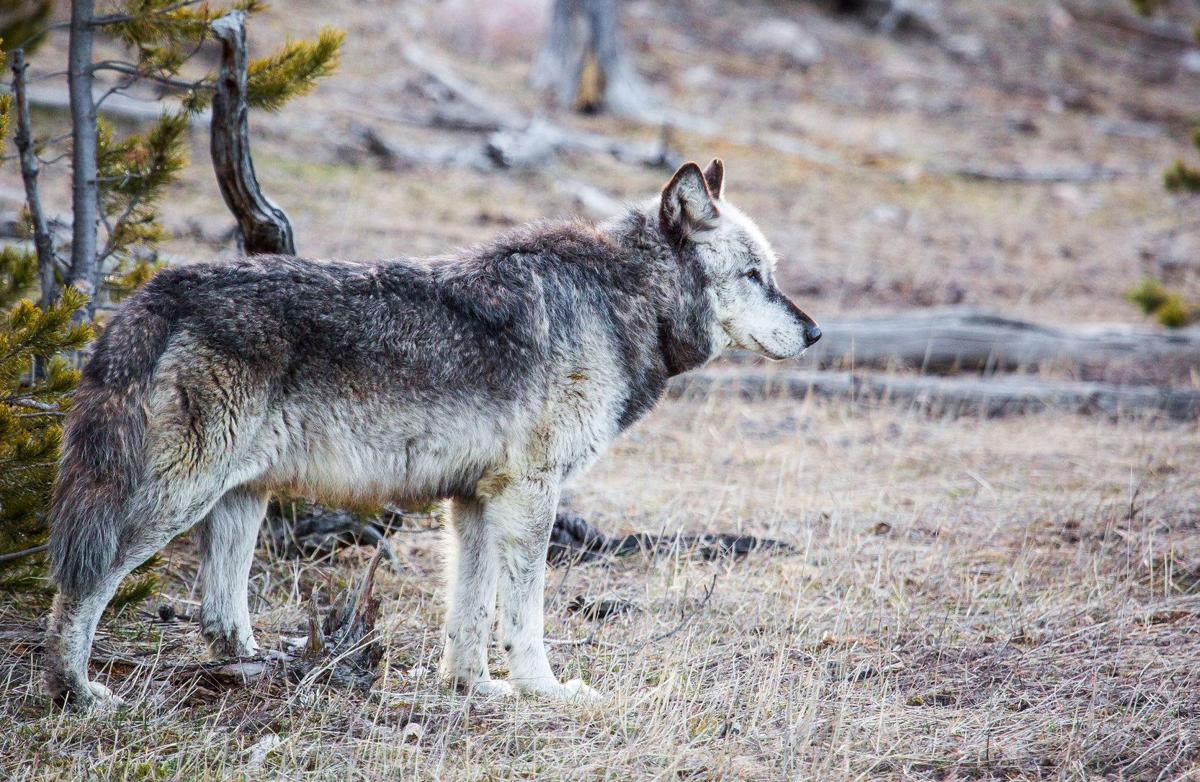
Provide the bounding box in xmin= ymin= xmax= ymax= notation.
xmin=530 ymin=0 xmax=656 ymax=120
xmin=10 ymin=48 xmax=57 ymax=309
xmin=209 ymin=11 xmax=296 ymax=256
xmin=66 ymin=0 xmax=98 ymax=318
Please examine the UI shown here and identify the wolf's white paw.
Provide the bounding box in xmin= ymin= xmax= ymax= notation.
xmin=559 ymin=678 xmax=603 ymax=703
xmin=82 ymin=681 xmax=126 ymax=710
xmin=206 ymin=631 xmax=259 ymax=660
xmin=470 ymin=679 xmax=518 ymax=699
xmin=519 ymin=677 xmax=603 ymax=702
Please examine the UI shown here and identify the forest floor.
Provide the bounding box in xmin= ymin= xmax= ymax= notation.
xmin=2 ymin=0 xmax=1200 ymax=779
xmin=2 ymin=396 xmax=1199 ymax=779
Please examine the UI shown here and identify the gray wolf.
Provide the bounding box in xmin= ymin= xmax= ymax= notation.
xmin=44 ymin=159 xmax=821 ymax=707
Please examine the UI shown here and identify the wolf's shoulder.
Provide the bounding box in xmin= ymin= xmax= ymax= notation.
xmin=476 ymin=219 xmax=621 ymax=268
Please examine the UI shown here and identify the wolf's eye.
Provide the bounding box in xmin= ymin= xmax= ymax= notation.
xmin=744 ymin=269 xmax=762 ymax=284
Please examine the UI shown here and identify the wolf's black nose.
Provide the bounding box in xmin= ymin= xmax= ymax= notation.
xmin=805 ymin=324 xmax=822 ymax=345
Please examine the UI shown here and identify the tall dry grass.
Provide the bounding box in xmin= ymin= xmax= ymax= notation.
xmin=2 ymin=394 xmax=1198 ymax=780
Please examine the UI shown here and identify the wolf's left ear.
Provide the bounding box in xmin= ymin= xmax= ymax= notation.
xmin=703 ymin=158 xmax=724 ymax=200
xmin=661 ymin=162 xmax=719 ymax=239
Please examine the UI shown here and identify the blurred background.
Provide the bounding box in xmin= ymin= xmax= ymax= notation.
xmin=4 ymin=3 xmax=1200 ymax=778
xmin=8 ymin=0 xmax=1200 ymax=329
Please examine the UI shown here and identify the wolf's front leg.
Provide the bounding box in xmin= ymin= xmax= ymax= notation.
xmin=439 ymin=497 xmax=511 ymax=697
xmin=491 ymin=475 xmax=600 ymax=702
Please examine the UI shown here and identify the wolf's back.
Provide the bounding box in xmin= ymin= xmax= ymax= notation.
xmin=49 ymin=283 xmax=177 ymax=595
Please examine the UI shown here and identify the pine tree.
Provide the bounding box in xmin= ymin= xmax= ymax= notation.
xmin=0 ymin=5 xmax=342 ymax=599
xmin=0 ymin=71 xmax=92 ymax=592
xmin=62 ymin=0 xmax=343 ymax=319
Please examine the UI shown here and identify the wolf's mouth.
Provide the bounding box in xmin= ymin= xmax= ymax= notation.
xmin=747 ymin=335 xmax=787 ymax=361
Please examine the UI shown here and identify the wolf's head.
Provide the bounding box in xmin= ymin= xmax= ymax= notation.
xmin=657 ymin=159 xmax=821 ymax=362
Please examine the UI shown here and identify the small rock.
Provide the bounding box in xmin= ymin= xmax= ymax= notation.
xmin=875 ymin=0 xmax=943 ymax=40
xmin=872 ymin=129 xmax=902 ymax=155
xmin=868 ymin=203 xmax=907 ymax=228
xmin=1048 ymin=4 xmax=1074 ymax=35
xmin=246 ymin=734 xmax=282 ymax=769
xmin=740 ymin=19 xmax=824 ymax=69
xmin=680 ymin=64 xmax=716 ymax=88
xmin=1182 ymin=50 xmax=1200 ymax=75
xmin=943 ymin=33 xmax=984 ymax=62
xmin=1006 ymin=114 xmax=1039 ymax=135
xmin=1154 ymin=233 xmax=1200 ymax=280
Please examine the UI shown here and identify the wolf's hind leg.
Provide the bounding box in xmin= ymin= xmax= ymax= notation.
xmin=198 ymin=487 xmax=268 ymax=659
xmin=45 ymin=487 xmax=224 ymax=708
xmin=439 ymin=497 xmax=508 ymax=695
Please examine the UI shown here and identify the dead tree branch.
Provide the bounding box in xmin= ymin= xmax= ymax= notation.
xmin=10 ymin=49 xmax=58 ymax=307
xmin=209 ymin=11 xmax=295 ymax=255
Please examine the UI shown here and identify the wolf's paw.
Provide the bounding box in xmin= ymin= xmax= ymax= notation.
xmin=470 ymin=679 xmax=518 ymax=699
xmin=53 ymin=680 xmax=125 ymax=711
xmin=558 ymin=678 xmax=603 ymax=703
xmin=519 ymin=677 xmax=603 ymax=703
xmin=85 ymin=681 xmax=126 ymax=709
xmin=204 ymin=630 xmax=259 ymax=660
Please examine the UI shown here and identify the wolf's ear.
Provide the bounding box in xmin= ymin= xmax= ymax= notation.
xmin=661 ymin=162 xmax=719 ymax=239
xmin=703 ymin=158 xmax=725 ymax=200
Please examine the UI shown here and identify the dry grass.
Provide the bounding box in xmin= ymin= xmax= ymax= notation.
xmin=2 ymin=393 xmax=1198 ymax=780
xmin=4 ymin=1 xmax=1200 ymax=778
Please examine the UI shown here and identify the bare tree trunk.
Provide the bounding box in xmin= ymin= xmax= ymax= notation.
xmin=10 ymin=48 xmax=57 ymax=309
xmin=531 ymin=0 xmax=582 ymax=106
xmin=530 ymin=0 xmax=656 ymax=120
xmin=209 ymin=11 xmax=296 ymax=256
xmin=67 ymin=0 xmax=98 ymax=317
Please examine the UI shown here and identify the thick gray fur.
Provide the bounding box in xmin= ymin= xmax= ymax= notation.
xmin=44 ymin=160 xmax=820 ymax=706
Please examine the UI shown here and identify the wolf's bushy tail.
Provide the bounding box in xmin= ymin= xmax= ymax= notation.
xmin=49 ymin=296 xmax=175 ymax=596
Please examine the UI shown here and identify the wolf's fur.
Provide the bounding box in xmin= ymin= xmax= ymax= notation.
xmin=45 ymin=160 xmax=820 ymax=706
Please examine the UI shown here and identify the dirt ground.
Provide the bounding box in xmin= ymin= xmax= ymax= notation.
xmin=3 ymin=0 xmax=1200 ymax=779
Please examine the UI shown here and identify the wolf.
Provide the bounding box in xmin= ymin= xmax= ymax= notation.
xmin=44 ymin=159 xmax=820 ymax=707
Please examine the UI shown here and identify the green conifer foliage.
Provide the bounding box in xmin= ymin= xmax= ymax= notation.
xmin=0 ymin=6 xmax=343 ymax=601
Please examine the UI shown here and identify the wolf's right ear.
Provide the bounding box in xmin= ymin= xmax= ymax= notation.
xmin=703 ymin=158 xmax=725 ymax=200
xmin=661 ymin=162 xmax=719 ymax=240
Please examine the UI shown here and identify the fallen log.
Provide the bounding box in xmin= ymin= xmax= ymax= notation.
xmin=948 ymin=163 xmax=1123 ymax=183
xmin=669 ymin=368 xmax=1200 ymax=421
xmin=547 ymin=510 xmax=794 ymax=566
xmin=778 ymin=309 xmax=1200 ymax=385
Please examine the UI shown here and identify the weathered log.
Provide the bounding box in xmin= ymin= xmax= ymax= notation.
xmin=778 ymin=309 xmax=1200 ymax=385
xmin=397 ymin=43 xmax=676 ymax=171
xmin=262 ymin=501 xmax=405 ymax=567
xmin=669 ymin=368 xmax=1200 ymax=421
xmin=102 ymin=555 xmax=385 ymax=696
xmin=949 ymin=163 xmax=1123 ymax=184
xmin=547 ymin=510 xmax=794 ymax=566
xmin=209 ymin=11 xmax=295 ymax=256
